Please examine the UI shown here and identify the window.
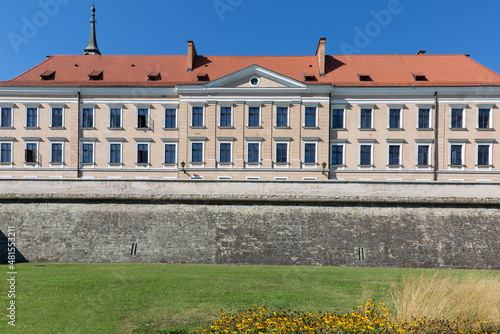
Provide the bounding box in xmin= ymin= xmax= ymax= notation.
xmin=51 ymin=143 xmax=63 ymax=163
xmin=478 ymin=108 xmax=491 ymax=129
xmin=25 ymin=143 xmax=38 ymax=163
xmin=1 ymin=143 xmax=12 ymax=163
xmin=137 ymin=108 xmax=149 ymax=129
xmin=109 ymin=143 xmax=122 ymax=164
xmin=331 ymin=145 xmax=343 ymax=165
xmin=304 ymin=143 xmax=316 ymax=163
xmin=331 ymin=109 xmax=344 ymax=129
xmin=360 ymin=108 xmax=372 ymax=129
xmin=418 ymin=108 xmax=430 ymax=129
xmin=165 ymin=109 xmax=176 ymax=128
xmin=219 ymin=143 xmax=232 ymax=163
xmin=192 ymin=107 xmax=204 ymax=127
xmin=388 ymin=145 xmax=400 ymax=166
xmin=109 ymin=108 xmax=121 ymax=128
xmin=82 ymin=108 xmax=94 ymax=128
xmin=81 ymin=143 xmax=94 ymax=163
xmin=478 ymin=145 xmax=490 ymax=166
xmin=1 ymin=108 xmax=12 ymax=127
xmin=389 ymin=109 xmax=401 ymax=129
xmin=360 ymin=145 xmax=372 ymax=165
xmin=450 ymin=145 xmax=463 ymax=165
xmin=248 ymin=107 xmax=260 ymax=127
xmin=51 ymin=107 xmax=63 ymax=128
xmin=276 ymin=107 xmax=288 ymax=127
xmin=137 ymin=144 xmax=149 ymax=164
xmin=304 ymin=107 xmax=317 ymax=127
xmin=191 ymin=142 xmax=203 ymax=163
xmin=417 ymin=145 xmax=430 ymax=166
xmin=276 ymin=143 xmax=288 ymax=163
xmin=26 ymin=108 xmax=38 ymax=128
xmin=164 ymin=144 xmax=176 ymax=164
xmin=220 ymin=107 xmax=232 ymax=127
xmin=247 ymin=143 xmax=260 ymax=163
xmin=451 ymin=108 xmax=463 ymax=129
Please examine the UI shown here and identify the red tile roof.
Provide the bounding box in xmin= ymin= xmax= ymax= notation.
xmin=1 ymin=53 xmax=500 ymax=87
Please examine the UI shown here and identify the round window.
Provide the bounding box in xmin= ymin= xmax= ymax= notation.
xmin=250 ymin=77 xmax=259 ymax=86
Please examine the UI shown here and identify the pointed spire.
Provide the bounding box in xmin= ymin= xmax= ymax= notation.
xmin=83 ymin=5 xmax=101 ymax=55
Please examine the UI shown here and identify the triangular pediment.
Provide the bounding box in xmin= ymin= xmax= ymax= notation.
xmin=204 ymin=65 xmax=307 ymax=89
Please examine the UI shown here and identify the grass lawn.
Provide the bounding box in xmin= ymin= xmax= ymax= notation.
xmin=0 ymin=263 xmax=498 ymax=333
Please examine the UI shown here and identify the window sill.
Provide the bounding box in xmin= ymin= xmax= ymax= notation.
xmin=359 ymin=164 xmax=374 ymax=168
xmin=190 ymin=162 xmax=205 ymax=166
xmin=108 ymin=127 xmax=124 ymax=131
xmin=275 ymin=126 xmax=291 ymax=129
xmin=387 ymin=128 xmax=404 ymax=131
xmin=331 ymin=164 xmax=346 ymax=168
xmin=81 ymin=127 xmax=96 ymax=130
xmin=476 ymin=128 xmax=494 ymax=131
xmin=331 ymin=128 xmax=347 ymax=131
xmin=190 ymin=126 xmax=206 ymax=129
xmin=136 ymin=163 xmax=151 ymax=166
xmin=49 ymin=162 xmax=65 ymax=166
xmin=450 ymin=128 xmax=467 ymax=131
xmin=303 ymin=126 xmax=319 ymax=130
xmin=218 ymin=162 xmax=234 ymax=167
xmin=50 ymin=127 xmax=66 ymax=130
xmin=387 ymin=164 xmax=403 ymax=168
xmin=0 ymin=127 xmax=14 ymax=130
xmin=81 ymin=163 xmax=95 ymax=166
xmin=25 ymin=127 xmax=41 ymax=130
xmin=108 ymin=163 xmax=123 ymax=166
xmin=247 ymin=126 xmax=263 ymax=129
xmin=136 ymin=127 xmax=152 ymax=131
xmin=416 ymin=164 xmax=432 ymax=168
xmin=359 ymin=128 xmax=375 ymax=131
xmin=448 ymin=164 xmax=466 ymax=168
xmin=163 ymin=163 xmax=177 ymax=167
xmin=274 ymin=162 xmax=290 ymax=166
xmin=163 ymin=127 xmax=178 ymax=131
xmin=302 ymin=162 xmax=318 ymax=167
xmin=0 ymin=162 xmax=13 ymax=166
xmin=476 ymin=164 xmax=493 ymax=168
xmin=417 ymin=128 xmax=434 ymax=131
xmin=218 ymin=126 xmax=234 ymax=129
xmin=246 ymin=162 xmax=262 ymax=165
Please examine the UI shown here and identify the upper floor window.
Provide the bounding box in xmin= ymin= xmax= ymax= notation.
xmin=389 ymin=108 xmax=401 ymax=129
xmin=1 ymin=107 xmax=12 ymax=128
xmin=331 ymin=145 xmax=343 ymax=165
xmin=81 ymin=143 xmax=94 ymax=163
xmin=137 ymin=108 xmax=150 ymax=129
xmin=0 ymin=143 xmax=12 ymax=163
xmin=82 ymin=108 xmax=94 ymax=128
xmin=25 ymin=142 xmax=38 ymax=163
xmin=26 ymin=107 xmax=38 ymax=128
xmin=478 ymin=108 xmax=491 ymax=129
xmin=109 ymin=108 xmax=122 ymax=129
xmin=304 ymin=107 xmax=317 ymax=127
xmin=165 ymin=109 xmax=176 ymax=128
xmin=331 ymin=109 xmax=344 ymax=129
xmin=388 ymin=145 xmax=401 ymax=166
xmin=418 ymin=108 xmax=430 ymax=129
xmin=220 ymin=107 xmax=232 ymax=127
xmin=137 ymin=143 xmax=149 ymax=164
xmin=51 ymin=107 xmax=63 ymax=128
xmin=247 ymin=143 xmax=260 ymax=163
xmin=417 ymin=145 xmax=430 ymax=166
xmin=304 ymin=143 xmax=317 ymax=163
xmin=219 ymin=143 xmax=232 ymax=163
xmin=248 ymin=107 xmax=260 ymax=127
xmin=360 ymin=108 xmax=372 ymax=129
xmin=50 ymin=143 xmax=63 ymax=163
xmin=360 ymin=145 xmax=372 ymax=166
xmin=451 ymin=108 xmax=464 ymax=129
xmin=276 ymin=107 xmax=288 ymax=127
xmin=276 ymin=143 xmax=288 ymax=163
xmin=164 ymin=144 xmax=176 ymax=164
xmin=191 ymin=142 xmax=204 ymax=163
xmin=109 ymin=143 xmax=122 ymax=164
xmin=450 ymin=144 xmax=463 ymax=166
xmin=192 ymin=106 xmax=204 ymax=127
xmin=477 ymin=144 xmax=490 ymax=166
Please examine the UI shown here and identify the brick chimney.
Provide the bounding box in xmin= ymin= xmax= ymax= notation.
xmin=315 ymin=37 xmax=326 ymax=77
xmin=187 ymin=40 xmax=197 ymax=72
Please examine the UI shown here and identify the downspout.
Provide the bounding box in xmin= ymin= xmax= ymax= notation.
xmin=433 ymin=91 xmax=439 ymax=181
xmin=77 ymin=91 xmax=81 ymax=178
xmin=328 ymin=89 xmax=332 ymax=180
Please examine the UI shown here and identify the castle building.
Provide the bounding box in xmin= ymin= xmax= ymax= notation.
xmin=1 ymin=7 xmax=500 ymax=181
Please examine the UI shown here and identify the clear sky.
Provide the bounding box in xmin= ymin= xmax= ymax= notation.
xmin=1 ymin=0 xmax=499 ymax=82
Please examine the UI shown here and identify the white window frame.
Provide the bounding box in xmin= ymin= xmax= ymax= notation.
xmin=163 ymin=142 xmax=177 ymax=165
xmin=80 ymin=105 xmax=95 ymax=128
xmin=387 ymin=105 xmax=403 ymax=129
xmin=302 ymin=141 xmax=318 ymax=166
xmin=387 ymin=142 xmax=403 ymax=169
xmin=448 ymin=141 xmax=466 ymax=169
xmin=49 ymin=141 xmax=65 ymax=166
xmin=108 ymin=141 xmax=124 ymax=165
xmin=359 ymin=105 xmax=374 ymax=129
xmin=476 ymin=104 xmax=493 ymax=129
xmin=163 ymin=105 xmax=178 ymax=129
xmin=190 ymin=141 xmax=205 ymax=166
xmin=218 ymin=104 xmax=233 ymax=127
xmin=303 ymin=104 xmax=318 ymax=128
xmin=417 ymin=104 xmax=433 ymax=129
xmin=0 ymin=105 xmax=14 ymax=128
xmin=330 ymin=141 xmax=346 ymax=168
xmin=415 ymin=142 xmax=433 ymax=169
xmin=24 ymin=140 xmax=39 ymax=165
xmin=475 ymin=140 xmax=493 ymax=169
xmin=218 ymin=141 xmax=233 ymax=166
xmin=331 ymin=105 xmax=346 ymax=129
xmin=450 ymin=105 xmax=466 ymax=129
xmin=80 ymin=141 xmax=95 ymax=165
xmin=136 ymin=106 xmax=151 ymax=129
xmin=358 ymin=141 xmax=375 ymax=168
xmin=135 ymin=141 xmax=151 ymax=165
xmin=274 ymin=141 xmax=290 ymax=166
xmin=275 ymin=104 xmax=290 ymax=127
xmin=246 ymin=141 xmax=261 ymax=167
xmin=50 ymin=105 xmax=65 ymax=129
xmin=0 ymin=140 xmax=14 ymax=166
xmin=190 ymin=104 xmax=205 ymax=127
xmin=25 ymin=106 xmax=39 ymax=128
xmin=108 ymin=105 xmax=123 ymax=129
xmin=247 ymin=104 xmax=261 ymax=127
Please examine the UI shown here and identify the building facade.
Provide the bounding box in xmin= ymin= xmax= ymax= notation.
xmin=2 ymin=10 xmax=500 ymax=181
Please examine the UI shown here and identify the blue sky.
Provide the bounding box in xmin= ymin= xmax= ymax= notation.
xmin=1 ymin=0 xmax=499 ymax=81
